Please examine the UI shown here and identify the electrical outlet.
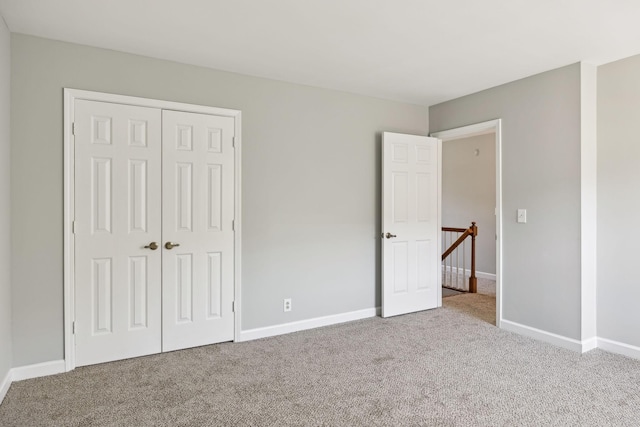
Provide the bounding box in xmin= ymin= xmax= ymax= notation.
xmin=283 ymin=298 xmax=292 ymax=312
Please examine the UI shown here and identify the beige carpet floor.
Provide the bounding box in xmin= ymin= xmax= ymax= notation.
xmin=443 ymin=293 xmax=496 ymax=326
xmin=2 ymin=289 xmax=640 ymax=426
xmin=441 ymin=287 xmax=463 ymax=298
xmin=443 ymin=277 xmax=496 ymax=325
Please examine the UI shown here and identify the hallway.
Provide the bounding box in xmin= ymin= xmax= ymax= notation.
xmin=442 ymin=278 xmax=496 ymax=325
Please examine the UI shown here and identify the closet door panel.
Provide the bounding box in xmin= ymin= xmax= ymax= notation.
xmin=75 ymin=100 xmax=162 ymax=366
xmin=162 ymin=110 xmax=235 ymax=351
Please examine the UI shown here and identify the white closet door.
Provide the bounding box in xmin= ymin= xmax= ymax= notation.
xmin=74 ymin=100 xmax=162 ymax=366
xmin=161 ymin=110 xmax=235 ymax=351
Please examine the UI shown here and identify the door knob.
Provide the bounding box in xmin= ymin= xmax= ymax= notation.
xmin=385 ymin=232 xmax=397 ymax=239
xmin=144 ymin=242 xmax=159 ymax=250
xmin=165 ymin=241 xmax=180 ymax=250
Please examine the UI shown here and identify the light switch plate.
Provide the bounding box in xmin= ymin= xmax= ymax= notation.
xmin=517 ymin=209 xmax=527 ymax=223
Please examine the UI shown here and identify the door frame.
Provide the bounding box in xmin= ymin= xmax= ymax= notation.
xmin=430 ymin=119 xmax=503 ymax=328
xmin=63 ymin=88 xmax=243 ymax=371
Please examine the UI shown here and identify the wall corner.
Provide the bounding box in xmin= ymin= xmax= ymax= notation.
xmin=580 ymin=62 xmax=597 ymax=341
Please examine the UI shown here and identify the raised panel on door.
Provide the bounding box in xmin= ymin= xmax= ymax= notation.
xmin=75 ymin=100 xmax=162 ymax=366
xmin=162 ymin=110 xmax=235 ymax=352
xmin=382 ymin=132 xmax=440 ymax=317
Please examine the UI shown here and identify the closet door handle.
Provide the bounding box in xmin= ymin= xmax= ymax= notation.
xmin=165 ymin=242 xmax=180 ymax=250
xmin=144 ymin=242 xmax=159 ymax=250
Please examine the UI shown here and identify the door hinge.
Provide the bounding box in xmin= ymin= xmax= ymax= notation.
xmin=72 ymin=122 xmax=75 ymax=136
xmin=72 ymin=221 xmax=76 ymax=234
xmin=232 ymin=301 xmax=235 ymax=312
xmin=232 ymin=219 xmax=235 ymax=231
xmin=232 ymin=137 xmax=235 ymax=148
xmin=72 ymin=321 xmax=76 ymax=334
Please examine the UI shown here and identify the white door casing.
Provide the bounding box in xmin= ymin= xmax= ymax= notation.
xmin=162 ymin=110 xmax=235 ymax=351
xmin=382 ymin=132 xmax=441 ymax=317
xmin=74 ymin=100 xmax=163 ymax=366
xmin=430 ymin=119 xmax=502 ymax=328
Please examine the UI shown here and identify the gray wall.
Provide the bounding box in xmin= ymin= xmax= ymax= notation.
xmin=0 ymin=17 xmax=12 ymax=382
xmin=430 ymin=64 xmax=582 ymax=339
xmin=442 ymin=133 xmax=496 ymax=274
xmin=597 ymin=54 xmax=640 ymax=347
xmin=10 ymin=34 xmax=428 ymax=366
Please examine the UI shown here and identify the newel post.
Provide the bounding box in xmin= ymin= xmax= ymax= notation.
xmin=469 ymin=222 xmax=478 ymax=293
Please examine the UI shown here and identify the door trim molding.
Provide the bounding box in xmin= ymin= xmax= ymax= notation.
xmin=63 ymin=88 xmax=243 ymax=372
xmin=430 ymin=119 xmax=503 ymax=328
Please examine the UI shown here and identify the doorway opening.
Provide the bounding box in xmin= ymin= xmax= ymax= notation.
xmin=431 ymin=120 xmax=502 ymax=327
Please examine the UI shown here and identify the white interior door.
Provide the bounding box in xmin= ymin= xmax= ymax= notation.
xmin=161 ymin=110 xmax=235 ymax=352
xmin=75 ymin=100 xmax=162 ymax=366
xmin=382 ymin=132 xmax=441 ymax=317
xmin=75 ymin=100 xmax=236 ymax=365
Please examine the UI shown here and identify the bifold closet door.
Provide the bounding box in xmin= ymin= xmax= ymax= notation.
xmin=161 ymin=110 xmax=235 ymax=352
xmin=74 ymin=100 xmax=163 ymax=366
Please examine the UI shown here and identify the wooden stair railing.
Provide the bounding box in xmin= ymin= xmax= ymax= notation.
xmin=441 ymin=222 xmax=478 ymax=293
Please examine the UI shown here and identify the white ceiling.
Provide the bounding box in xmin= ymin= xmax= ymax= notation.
xmin=1 ymin=0 xmax=639 ymax=106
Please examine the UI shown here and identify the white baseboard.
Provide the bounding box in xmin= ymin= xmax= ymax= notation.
xmin=500 ymin=319 xmax=585 ymax=353
xmin=239 ymin=307 xmax=380 ymax=342
xmin=500 ymin=319 xmax=640 ymax=358
xmin=0 ymin=369 xmax=11 ymax=405
xmin=597 ymin=337 xmax=640 ymax=360
xmin=11 ymin=360 xmax=65 ymax=382
xmin=441 ymin=265 xmax=496 ymax=281
xmin=582 ymin=337 xmax=598 ymax=352
xmin=0 ymin=360 xmax=66 ymax=406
